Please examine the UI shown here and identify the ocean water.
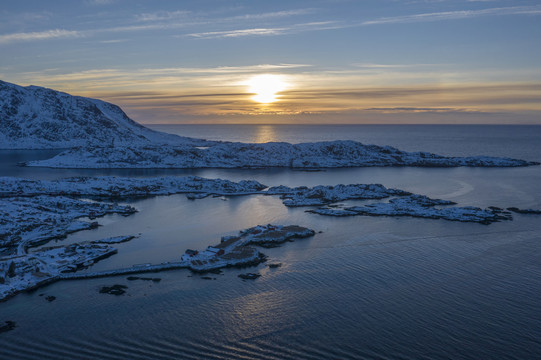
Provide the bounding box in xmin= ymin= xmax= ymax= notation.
xmin=1 ymin=125 xmax=540 ymax=359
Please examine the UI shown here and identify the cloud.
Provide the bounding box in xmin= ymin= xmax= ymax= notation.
xmin=352 ymin=63 xmax=444 ymax=69
xmin=229 ymin=9 xmax=317 ymax=20
xmin=364 ymin=107 xmax=488 ymax=114
xmin=135 ymin=10 xmax=191 ymax=22
xmin=184 ymin=21 xmax=339 ymax=39
xmin=0 ymin=29 xmax=81 ymax=44
xmin=186 ymin=27 xmax=285 ymax=39
xmin=7 ymin=64 xmax=540 ymax=119
xmin=361 ymin=5 xmax=541 ymax=25
xmin=86 ymin=0 xmax=115 ymax=5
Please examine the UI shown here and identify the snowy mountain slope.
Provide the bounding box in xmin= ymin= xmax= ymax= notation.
xmin=0 ymin=80 xmax=208 ymax=149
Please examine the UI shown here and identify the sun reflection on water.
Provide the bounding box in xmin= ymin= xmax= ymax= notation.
xmin=253 ymin=125 xmax=277 ymax=143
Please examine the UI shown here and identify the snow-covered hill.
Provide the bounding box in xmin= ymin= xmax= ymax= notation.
xmin=0 ymin=80 xmax=208 ymax=149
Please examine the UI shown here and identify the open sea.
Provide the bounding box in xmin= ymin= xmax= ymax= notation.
xmin=1 ymin=125 xmax=540 ymax=360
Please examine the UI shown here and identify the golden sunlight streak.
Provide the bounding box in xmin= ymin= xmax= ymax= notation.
xmin=247 ymin=74 xmax=288 ymax=103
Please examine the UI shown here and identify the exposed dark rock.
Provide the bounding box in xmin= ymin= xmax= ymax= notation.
xmin=99 ymin=284 xmax=127 ymax=295
xmin=45 ymin=296 xmax=56 ymax=302
xmin=0 ymin=321 xmax=16 ymax=334
xmin=126 ymin=276 xmax=161 ymax=282
xmin=238 ymin=273 xmax=261 ymax=280
xmin=507 ymin=207 xmax=541 ymax=214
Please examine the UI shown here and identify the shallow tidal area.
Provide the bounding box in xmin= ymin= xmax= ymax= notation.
xmin=1 ymin=125 xmax=541 ymax=359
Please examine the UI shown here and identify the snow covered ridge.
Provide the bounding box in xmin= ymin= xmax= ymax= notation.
xmin=25 ymin=141 xmax=538 ymax=169
xmin=0 ymin=80 xmax=209 ymax=149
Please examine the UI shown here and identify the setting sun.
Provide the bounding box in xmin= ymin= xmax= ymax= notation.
xmin=247 ymin=74 xmax=288 ymax=103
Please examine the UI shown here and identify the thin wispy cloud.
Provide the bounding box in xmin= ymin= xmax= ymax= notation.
xmin=140 ymin=64 xmax=311 ymax=74
xmin=184 ymin=21 xmax=339 ymax=39
xmin=85 ymin=0 xmax=115 ymax=5
xmin=0 ymin=29 xmax=81 ymax=44
xmin=352 ymin=63 xmax=444 ymax=69
xmin=3 ymin=5 xmax=539 ymax=45
xmin=135 ymin=10 xmax=191 ymax=22
xmin=364 ymin=107 xmax=481 ymax=113
xmin=230 ymin=9 xmax=317 ymax=20
xmin=0 ymin=8 xmax=320 ymax=44
xmin=186 ymin=27 xmax=285 ymax=39
xmin=362 ymin=5 xmax=541 ymax=25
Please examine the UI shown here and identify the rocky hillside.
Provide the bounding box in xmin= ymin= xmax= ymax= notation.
xmin=0 ymin=80 xmax=206 ymax=149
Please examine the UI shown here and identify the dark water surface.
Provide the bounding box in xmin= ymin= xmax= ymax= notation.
xmin=1 ymin=125 xmax=540 ymax=359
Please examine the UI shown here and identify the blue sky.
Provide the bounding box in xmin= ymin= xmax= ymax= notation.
xmin=1 ymin=0 xmax=540 ymax=124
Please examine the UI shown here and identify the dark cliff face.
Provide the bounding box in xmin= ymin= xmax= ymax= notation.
xmin=0 ymin=80 xmax=186 ymax=149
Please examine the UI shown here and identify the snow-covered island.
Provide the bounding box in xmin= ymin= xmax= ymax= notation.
xmin=0 ymin=176 xmax=267 ymax=199
xmin=25 ymin=141 xmax=538 ymax=169
xmin=307 ymin=195 xmax=514 ymax=225
xmin=0 ymin=224 xmax=315 ymax=301
xmin=0 ymin=195 xmax=136 ymax=254
xmin=0 ymin=80 xmax=536 ymax=168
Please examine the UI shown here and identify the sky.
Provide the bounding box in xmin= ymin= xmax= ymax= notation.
xmin=1 ymin=0 xmax=541 ymax=124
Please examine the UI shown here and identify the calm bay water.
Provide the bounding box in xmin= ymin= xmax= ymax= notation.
xmin=1 ymin=125 xmax=541 ymax=359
